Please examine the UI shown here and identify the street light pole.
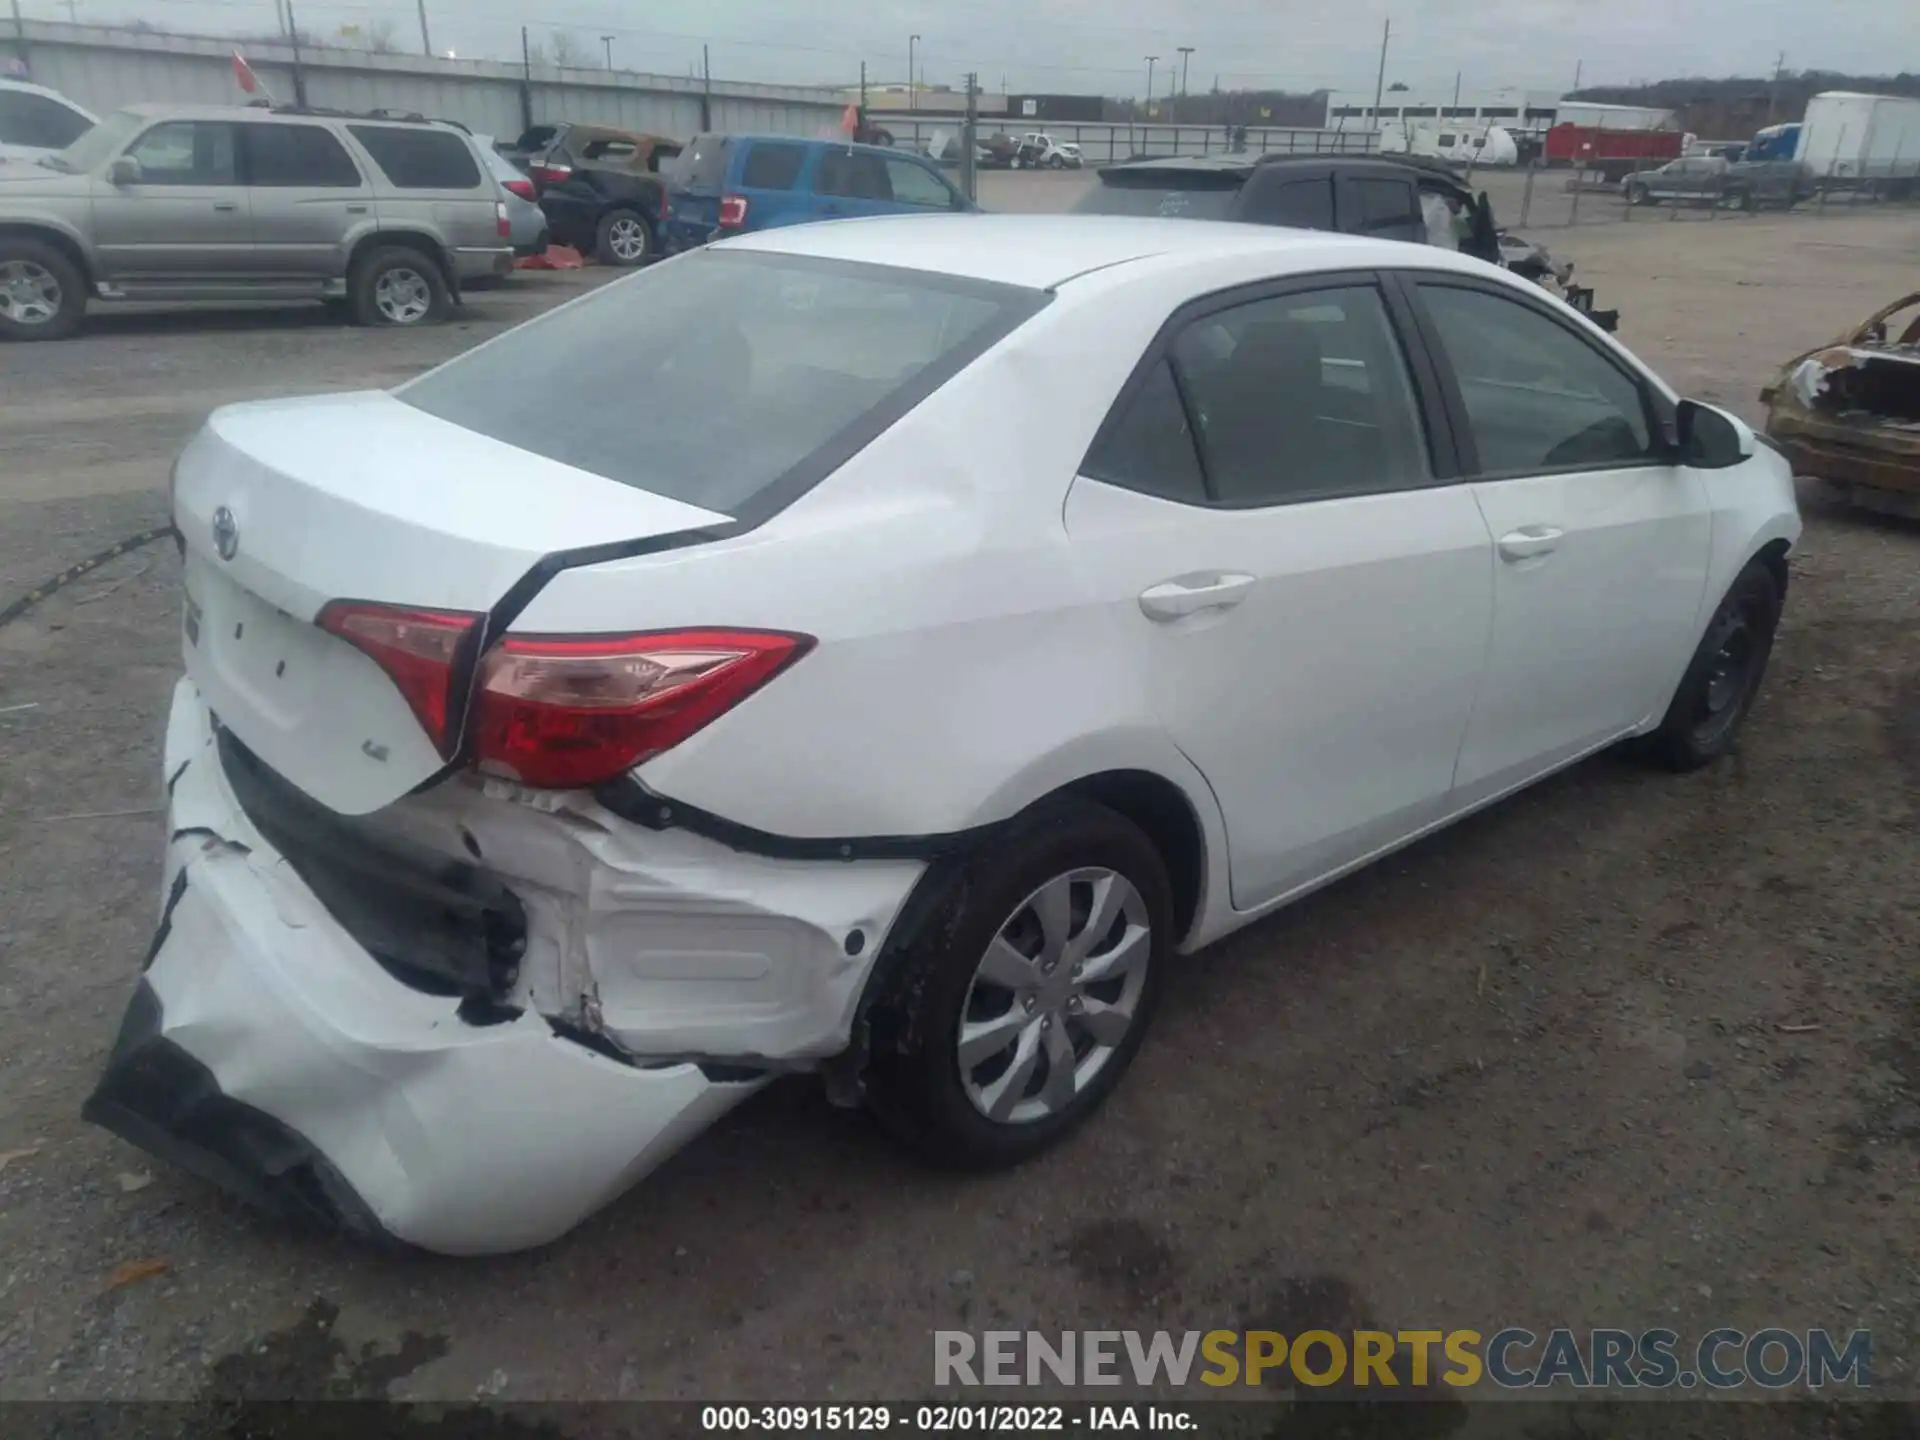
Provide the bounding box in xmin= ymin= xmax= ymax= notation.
xmin=601 ymin=35 xmax=614 ymax=69
xmin=1145 ymin=55 xmax=1157 ymax=120
xmin=1370 ymin=18 xmax=1390 ymax=128
xmin=909 ymin=34 xmax=919 ymax=110
xmin=1177 ymin=46 xmax=1193 ymax=123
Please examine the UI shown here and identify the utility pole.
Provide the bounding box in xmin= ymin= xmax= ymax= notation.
xmin=601 ymin=35 xmax=614 ymax=69
xmin=519 ymin=25 xmax=534 ymax=131
xmin=1452 ymin=71 xmax=1462 ymax=110
xmin=700 ymin=44 xmax=711 ymax=130
xmin=1369 ymin=18 xmax=1390 ymax=128
xmin=415 ymin=0 xmax=430 ymax=56
xmin=860 ymin=59 xmax=867 ymax=114
xmin=1765 ymin=51 xmax=1786 ymax=125
xmin=9 ymin=0 xmax=31 ymax=79
xmin=285 ymin=0 xmax=307 ymax=104
xmin=908 ymin=34 xmax=919 ymax=110
xmin=1571 ymin=58 xmax=1582 ymax=92
xmin=1177 ymin=45 xmax=1194 ymax=124
xmin=1145 ymin=55 xmax=1157 ymax=119
xmin=961 ymin=71 xmax=979 ymax=201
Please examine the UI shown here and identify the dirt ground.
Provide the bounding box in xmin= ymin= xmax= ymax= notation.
xmin=2 ymin=191 xmax=1918 ymax=1429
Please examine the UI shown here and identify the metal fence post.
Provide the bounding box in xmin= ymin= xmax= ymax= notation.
xmin=960 ymin=72 xmax=977 ymax=202
xmin=1519 ymin=160 xmax=1535 ymax=228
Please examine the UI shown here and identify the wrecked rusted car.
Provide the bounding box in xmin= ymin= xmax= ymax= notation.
xmin=1761 ymin=291 xmax=1920 ymax=517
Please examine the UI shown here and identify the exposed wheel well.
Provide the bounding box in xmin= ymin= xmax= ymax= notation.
xmin=348 ymin=231 xmax=449 ymax=281
xmin=1753 ymin=538 xmax=1790 ymax=598
xmin=0 ymin=225 xmax=92 ymax=290
xmin=1058 ymin=769 xmax=1206 ymax=940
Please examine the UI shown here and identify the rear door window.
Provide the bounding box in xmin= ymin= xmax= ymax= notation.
xmin=397 ymin=251 xmax=1046 ymax=520
xmin=817 ymin=148 xmax=891 ymax=200
xmin=739 ymin=142 xmax=807 ymax=190
xmin=244 ymin=123 xmax=362 ymax=187
xmin=1347 ymin=177 xmax=1423 ymax=241
xmin=1166 ymin=284 xmax=1431 ymax=505
xmin=347 ymin=125 xmax=482 ymax=189
xmin=1081 ymin=360 xmax=1207 ymax=504
xmin=1241 ymin=175 xmax=1334 ymax=229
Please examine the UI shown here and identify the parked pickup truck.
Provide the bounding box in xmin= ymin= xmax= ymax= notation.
xmin=1624 ymin=155 xmax=1807 ymax=210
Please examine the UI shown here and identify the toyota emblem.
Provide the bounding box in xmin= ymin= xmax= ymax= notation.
xmin=212 ymin=506 xmax=238 ymax=562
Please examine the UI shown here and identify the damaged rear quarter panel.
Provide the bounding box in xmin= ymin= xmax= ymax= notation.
xmin=1763 ymin=292 xmax=1920 ymax=497
xmin=361 ymin=776 xmax=927 ymax=1065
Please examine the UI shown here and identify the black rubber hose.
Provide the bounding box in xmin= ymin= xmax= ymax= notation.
xmin=0 ymin=526 xmax=178 ymax=629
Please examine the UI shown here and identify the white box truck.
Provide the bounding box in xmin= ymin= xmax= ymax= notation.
xmin=1794 ymin=91 xmax=1920 ymax=193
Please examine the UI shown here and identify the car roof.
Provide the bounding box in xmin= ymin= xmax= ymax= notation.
xmin=1095 ymin=152 xmax=1470 ymax=187
xmin=723 ymin=212 xmax=1457 ymax=290
xmin=1 ymin=76 xmax=95 ymax=113
xmin=112 ymin=102 xmax=458 ymax=128
xmin=709 ymin=133 xmax=904 ymax=159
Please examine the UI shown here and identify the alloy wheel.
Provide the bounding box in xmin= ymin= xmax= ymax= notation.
xmin=0 ymin=259 xmax=62 ymax=327
xmin=608 ymin=217 xmax=649 ymax=262
xmin=373 ymin=267 xmax=432 ymax=324
xmin=956 ymin=868 xmax=1151 ymax=1126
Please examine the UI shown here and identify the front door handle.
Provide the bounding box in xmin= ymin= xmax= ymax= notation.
xmin=347 ymin=204 xmax=369 ymax=214
xmin=1138 ymin=572 xmax=1256 ymax=622
xmin=1498 ymin=526 xmax=1564 ymax=562
xmin=212 ymin=201 xmax=239 ymax=212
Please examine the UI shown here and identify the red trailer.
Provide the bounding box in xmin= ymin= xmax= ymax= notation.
xmin=1542 ymin=124 xmax=1684 ymax=181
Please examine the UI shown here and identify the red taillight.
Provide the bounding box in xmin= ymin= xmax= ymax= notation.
xmin=504 ymin=177 xmax=537 ymax=201
xmin=318 ymin=602 xmax=479 ymax=758
xmin=659 ymin=192 xmax=671 ymax=219
xmin=531 ymin=162 xmax=572 ymax=186
xmin=717 ymin=194 xmax=748 ymax=228
xmin=470 ymin=629 xmax=810 ymax=790
xmin=496 ymin=200 xmax=511 ymax=238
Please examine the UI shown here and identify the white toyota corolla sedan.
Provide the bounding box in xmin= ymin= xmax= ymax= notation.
xmin=86 ymin=214 xmax=1800 ymax=1255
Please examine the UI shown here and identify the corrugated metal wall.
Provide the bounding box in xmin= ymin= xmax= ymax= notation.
xmin=5 ymin=20 xmax=846 ymax=143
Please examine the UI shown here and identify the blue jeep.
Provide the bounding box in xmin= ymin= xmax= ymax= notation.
xmin=663 ymin=134 xmax=977 ymax=249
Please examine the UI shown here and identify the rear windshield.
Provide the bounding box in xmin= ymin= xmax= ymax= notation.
xmin=1073 ymin=172 xmax=1246 ymax=220
xmin=672 ymin=134 xmax=733 ymax=189
xmin=397 ymin=250 xmax=1045 ymax=520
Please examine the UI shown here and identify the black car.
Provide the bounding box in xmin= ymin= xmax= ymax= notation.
xmin=1074 ymin=154 xmax=1619 ymax=331
xmin=509 ymin=124 xmax=683 ymax=267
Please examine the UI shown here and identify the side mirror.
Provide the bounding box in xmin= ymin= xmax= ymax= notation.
xmin=108 ymin=155 xmax=142 ymax=186
xmin=1676 ymin=398 xmax=1754 ymax=469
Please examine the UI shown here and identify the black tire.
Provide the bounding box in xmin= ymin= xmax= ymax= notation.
xmin=348 ymin=245 xmax=450 ymax=328
xmin=1626 ymin=185 xmax=1647 ymax=206
xmin=863 ymin=796 xmax=1172 ymax=1169
xmin=1639 ymin=560 xmax=1783 ymax=772
xmin=1048 ymin=154 xmax=1065 ymax=170
xmin=0 ymin=236 xmax=85 ymax=341
xmin=594 ymin=208 xmax=653 ymax=267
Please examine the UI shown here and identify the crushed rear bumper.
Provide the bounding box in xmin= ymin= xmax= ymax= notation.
xmin=81 ymin=681 xmax=803 ymax=1255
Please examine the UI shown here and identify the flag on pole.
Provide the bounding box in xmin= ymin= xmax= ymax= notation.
xmin=840 ymin=103 xmax=860 ymax=136
xmin=232 ymin=50 xmax=260 ymax=95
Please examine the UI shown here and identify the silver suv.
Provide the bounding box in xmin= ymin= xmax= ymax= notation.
xmin=0 ymin=102 xmax=514 ymax=341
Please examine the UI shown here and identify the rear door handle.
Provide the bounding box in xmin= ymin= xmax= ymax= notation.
xmin=212 ymin=201 xmax=238 ymax=212
xmin=1498 ymin=526 xmax=1564 ymax=562
xmin=346 ymin=204 xmax=369 ymax=214
xmin=1138 ymin=572 xmax=1256 ymax=622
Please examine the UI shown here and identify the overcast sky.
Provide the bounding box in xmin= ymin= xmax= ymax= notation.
xmin=37 ymin=0 xmax=1920 ymax=98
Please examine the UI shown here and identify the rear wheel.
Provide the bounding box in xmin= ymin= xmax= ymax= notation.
xmin=595 ymin=208 xmax=653 ymax=266
xmin=1048 ymin=153 xmax=1065 ymax=170
xmin=1639 ymin=560 xmax=1783 ymax=771
xmin=1626 ymin=184 xmax=1649 ymax=206
xmin=864 ymin=797 xmax=1171 ymax=1168
xmin=349 ymin=246 xmax=450 ymax=328
xmin=0 ymin=238 xmax=85 ymax=341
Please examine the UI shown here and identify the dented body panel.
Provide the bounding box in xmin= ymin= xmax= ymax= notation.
xmin=1762 ymin=291 xmax=1920 ymax=512
xmin=85 ymin=681 xmax=923 ymax=1254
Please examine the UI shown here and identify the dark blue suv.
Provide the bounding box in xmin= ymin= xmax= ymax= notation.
xmin=663 ymin=134 xmax=976 ymax=249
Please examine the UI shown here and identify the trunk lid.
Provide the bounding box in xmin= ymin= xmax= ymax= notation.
xmin=173 ymin=391 xmax=729 ymax=816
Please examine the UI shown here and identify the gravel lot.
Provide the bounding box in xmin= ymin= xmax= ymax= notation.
xmin=2 ymin=184 xmax=1918 ymax=1427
